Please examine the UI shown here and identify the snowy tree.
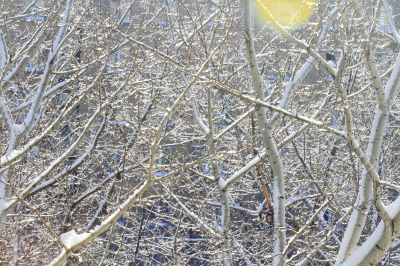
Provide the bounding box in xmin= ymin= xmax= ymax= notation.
xmin=1 ymin=0 xmax=400 ymax=265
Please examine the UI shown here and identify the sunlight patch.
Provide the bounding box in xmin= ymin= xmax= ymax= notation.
xmin=255 ymin=0 xmax=317 ymax=28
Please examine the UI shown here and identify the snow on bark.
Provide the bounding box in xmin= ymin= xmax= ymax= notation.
xmin=60 ymin=230 xmax=89 ymax=250
xmin=20 ymin=0 xmax=74 ymax=137
xmin=244 ymin=2 xmax=286 ymax=264
xmin=337 ymin=35 xmax=400 ymax=264
xmin=0 ymin=27 xmax=8 ymax=69
xmin=338 ymin=198 xmax=400 ymax=265
xmin=50 ymin=180 xmax=151 ymax=265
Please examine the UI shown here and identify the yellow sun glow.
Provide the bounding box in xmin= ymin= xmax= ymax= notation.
xmin=255 ymin=0 xmax=317 ymax=27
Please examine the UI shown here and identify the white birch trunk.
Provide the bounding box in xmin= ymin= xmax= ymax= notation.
xmin=0 ymin=0 xmax=74 ymax=229
xmin=338 ymin=197 xmax=400 ymax=265
xmin=243 ymin=2 xmax=286 ymax=265
xmin=337 ymin=45 xmax=400 ymax=263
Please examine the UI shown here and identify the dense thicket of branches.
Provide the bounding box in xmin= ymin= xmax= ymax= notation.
xmin=1 ymin=0 xmax=400 ymax=265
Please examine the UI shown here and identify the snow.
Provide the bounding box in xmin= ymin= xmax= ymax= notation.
xmin=0 ymin=27 xmax=8 ymax=69
xmin=223 ymin=150 xmax=265 ymax=189
xmin=0 ymin=149 xmax=21 ymax=166
xmin=388 ymin=197 xmax=400 ymax=219
xmin=339 ymin=198 xmax=400 ymax=265
xmin=0 ymin=181 xmax=6 ymax=217
xmin=60 ymin=230 xmax=89 ymax=249
xmin=339 ymin=222 xmax=385 ymax=266
xmin=218 ymin=178 xmax=227 ymax=189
